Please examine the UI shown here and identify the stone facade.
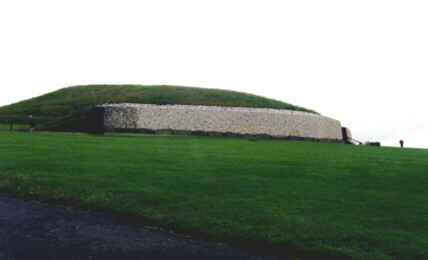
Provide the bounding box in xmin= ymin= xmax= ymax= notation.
xmin=100 ymin=103 xmax=343 ymax=141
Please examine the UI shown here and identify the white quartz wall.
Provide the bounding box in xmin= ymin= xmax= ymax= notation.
xmin=101 ymin=104 xmax=343 ymax=140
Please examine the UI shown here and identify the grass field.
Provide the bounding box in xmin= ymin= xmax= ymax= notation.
xmin=0 ymin=130 xmax=427 ymax=259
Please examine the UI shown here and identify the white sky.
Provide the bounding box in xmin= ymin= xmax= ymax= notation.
xmin=1 ymin=0 xmax=427 ymax=148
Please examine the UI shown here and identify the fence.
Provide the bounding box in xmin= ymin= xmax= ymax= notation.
xmin=0 ymin=105 xmax=104 ymax=134
xmin=0 ymin=119 xmax=28 ymax=131
xmin=0 ymin=116 xmax=55 ymax=132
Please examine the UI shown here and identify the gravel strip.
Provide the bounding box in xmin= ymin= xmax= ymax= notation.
xmin=0 ymin=194 xmax=279 ymax=260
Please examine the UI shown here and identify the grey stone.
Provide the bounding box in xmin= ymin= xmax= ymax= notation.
xmin=99 ymin=104 xmax=344 ymax=141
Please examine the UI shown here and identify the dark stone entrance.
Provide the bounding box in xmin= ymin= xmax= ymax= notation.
xmin=87 ymin=107 xmax=105 ymax=135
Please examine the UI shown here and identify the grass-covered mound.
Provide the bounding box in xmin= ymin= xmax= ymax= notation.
xmin=0 ymin=85 xmax=317 ymax=130
xmin=1 ymin=130 xmax=427 ymax=259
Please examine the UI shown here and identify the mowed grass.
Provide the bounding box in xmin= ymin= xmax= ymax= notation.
xmin=1 ymin=131 xmax=427 ymax=259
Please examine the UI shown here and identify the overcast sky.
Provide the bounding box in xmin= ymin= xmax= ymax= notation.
xmin=1 ymin=0 xmax=427 ymax=148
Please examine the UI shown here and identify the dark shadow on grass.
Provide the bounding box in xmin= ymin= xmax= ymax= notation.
xmin=88 ymin=130 xmax=343 ymax=145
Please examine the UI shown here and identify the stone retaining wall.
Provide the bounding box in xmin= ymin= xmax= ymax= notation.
xmin=100 ymin=104 xmax=343 ymax=141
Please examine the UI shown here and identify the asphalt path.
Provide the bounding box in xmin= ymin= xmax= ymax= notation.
xmin=0 ymin=194 xmax=279 ymax=260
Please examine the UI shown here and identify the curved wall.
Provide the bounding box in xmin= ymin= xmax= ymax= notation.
xmin=100 ymin=103 xmax=343 ymax=141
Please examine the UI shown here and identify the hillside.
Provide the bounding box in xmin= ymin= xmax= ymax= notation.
xmin=1 ymin=131 xmax=427 ymax=259
xmin=0 ymin=85 xmax=317 ymax=130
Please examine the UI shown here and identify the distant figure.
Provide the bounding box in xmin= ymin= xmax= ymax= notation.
xmin=399 ymin=139 xmax=404 ymax=148
xmin=28 ymin=115 xmax=35 ymax=133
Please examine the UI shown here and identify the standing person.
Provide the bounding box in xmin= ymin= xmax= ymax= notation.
xmin=28 ymin=115 xmax=35 ymax=133
xmin=399 ymin=139 xmax=404 ymax=148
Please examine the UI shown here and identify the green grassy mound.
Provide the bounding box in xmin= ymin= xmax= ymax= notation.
xmin=1 ymin=130 xmax=427 ymax=259
xmin=0 ymin=85 xmax=317 ymax=130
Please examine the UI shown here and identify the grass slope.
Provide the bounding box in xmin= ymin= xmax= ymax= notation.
xmin=0 ymin=85 xmax=317 ymax=128
xmin=1 ymin=130 xmax=427 ymax=259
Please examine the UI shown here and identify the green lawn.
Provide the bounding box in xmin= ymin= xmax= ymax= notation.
xmin=0 ymin=130 xmax=427 ymax=259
